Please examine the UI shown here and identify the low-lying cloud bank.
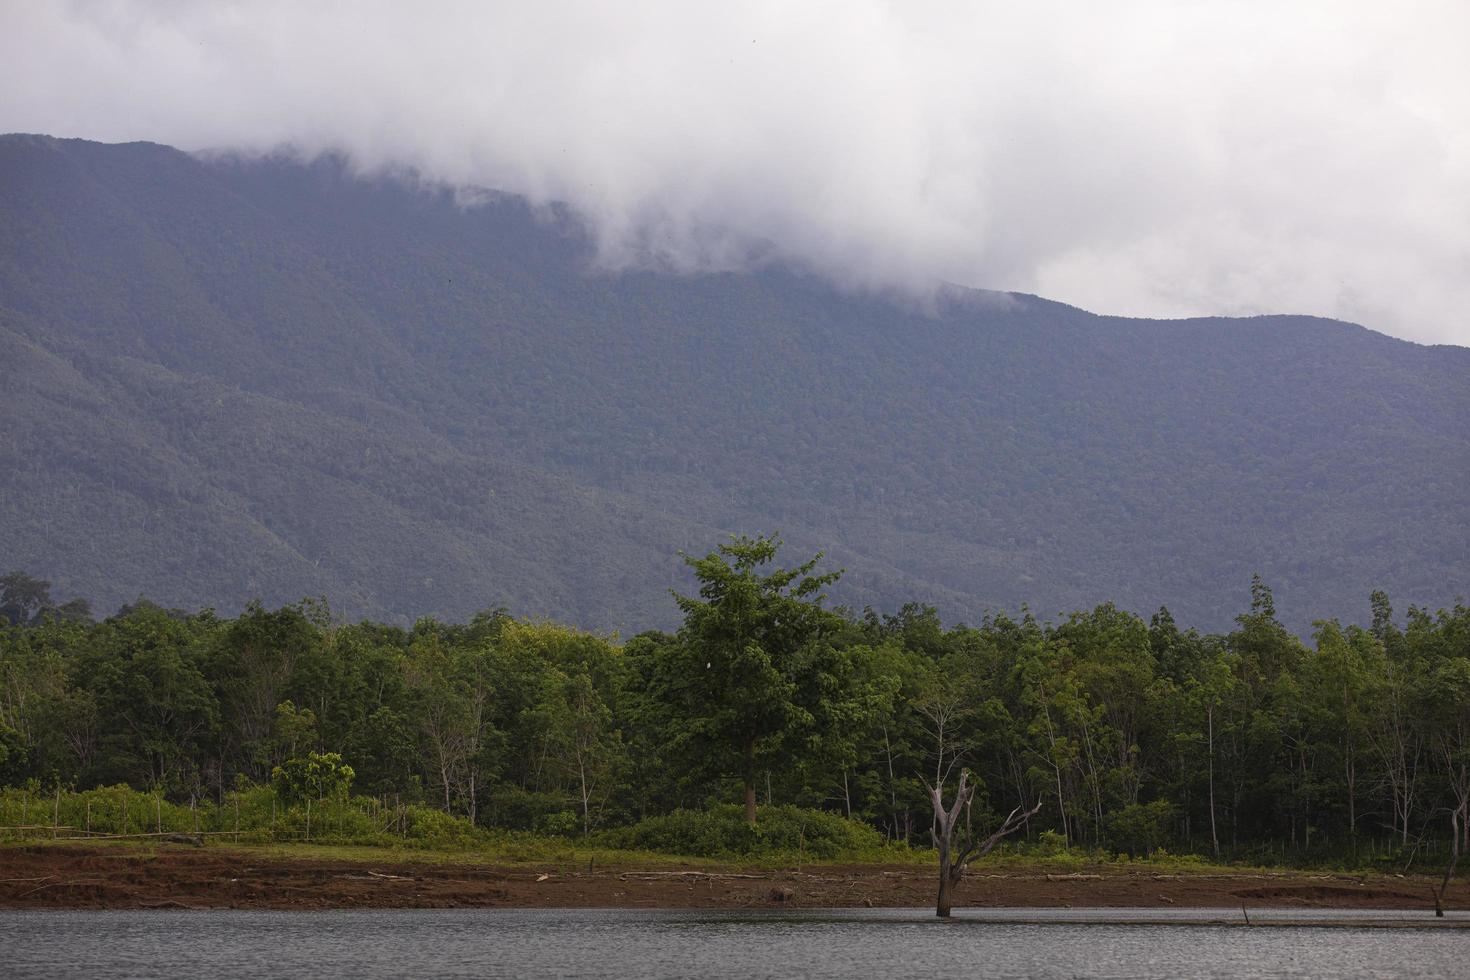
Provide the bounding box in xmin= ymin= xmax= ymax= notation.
xmin=3 ymin=1 xmax=1467 ymax=345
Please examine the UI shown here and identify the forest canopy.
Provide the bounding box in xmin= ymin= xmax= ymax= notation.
xmin=1 ymin=538 xmax=1467 ymax=863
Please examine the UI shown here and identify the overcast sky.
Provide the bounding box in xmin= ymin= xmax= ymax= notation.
xmin=3 ymin=1 xmax=1467 ymax=345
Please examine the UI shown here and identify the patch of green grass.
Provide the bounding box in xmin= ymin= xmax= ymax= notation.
xmin=1 ymin=788 xmax=1422 ymax=876
xmin=592 ymin=804 xmax=907 ymax=862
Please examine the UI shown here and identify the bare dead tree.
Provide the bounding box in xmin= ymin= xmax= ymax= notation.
xmin=1434 ymin=830 xmax=1460 ymax=918
xmin=928 ymin=768 xmax=1042 ymax=917
xmin=916 ymin=692 xmax=966 ymax=791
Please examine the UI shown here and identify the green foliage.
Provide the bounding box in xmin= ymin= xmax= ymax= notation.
xmin=1105 ymin=800 xmax=1175 ymax=857
xmin=0 ymin=784 xmax=200 ymax=837
xmin=0 ymin=783 xmax=501 ymax=850
xmin=0 ymin=722 xmax=27 ymax=783
xmin=653 ymin=535 xmax=849 ymax=819
xmin=483 ymin=787 xmax=579 ymax=833
xmin=539 ymin=811 xmax=581 ymax=837
xmin=271 ymin=753 xmax=355 ymax=806
xmin=0 ymin=541 xmax=1467 ymax=868
xmin=596 ymin=804 xmax=889 ymax=859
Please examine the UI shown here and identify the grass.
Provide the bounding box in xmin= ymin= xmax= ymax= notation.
xmin=0 ymin=787 xmax=1444 ymax=877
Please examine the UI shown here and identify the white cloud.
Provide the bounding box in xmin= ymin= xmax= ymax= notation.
xmin=3 ymin=0 xmax=1467 ymax=344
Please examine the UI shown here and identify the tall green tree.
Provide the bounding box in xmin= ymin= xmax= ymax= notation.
xmin=85 ymin=605 xmax=219 ymax=792
xmin=0 ymin=572 xmax=52 ymax=627
xmin=664 ymin=534 xmax=844 ymax=824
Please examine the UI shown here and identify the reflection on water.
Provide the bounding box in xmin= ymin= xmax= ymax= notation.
xmin=1 ymin=907 xmax=1465 ymax=979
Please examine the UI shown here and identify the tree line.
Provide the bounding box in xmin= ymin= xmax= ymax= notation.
xmin=1 ymin=539 xmax=1467 ymax=862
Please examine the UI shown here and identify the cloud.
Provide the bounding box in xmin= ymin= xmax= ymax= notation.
xmin=3 ymin=1 xmax=1468 ymax=345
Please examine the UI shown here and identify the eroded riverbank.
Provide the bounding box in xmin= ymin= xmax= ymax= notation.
xmin=1 ymin=844 xmax=1465 ymax=912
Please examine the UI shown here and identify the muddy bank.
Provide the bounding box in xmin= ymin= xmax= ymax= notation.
xmin=0 ymin=845 xmax=1463 ymax=911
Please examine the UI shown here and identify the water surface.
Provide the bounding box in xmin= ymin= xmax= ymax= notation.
xmin=2 ymin=907 xmax=1465 ymax=979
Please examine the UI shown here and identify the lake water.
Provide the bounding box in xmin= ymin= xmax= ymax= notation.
xmin=1 ymin=908 xmax=1465 ymax=978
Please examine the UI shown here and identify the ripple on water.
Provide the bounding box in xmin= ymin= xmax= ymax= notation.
xmin=0 ymin=907 xmax=1466 ymax=979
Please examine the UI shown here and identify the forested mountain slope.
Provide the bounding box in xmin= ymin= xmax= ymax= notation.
xmin=1 ymin=134 xmax=1466 ymax=631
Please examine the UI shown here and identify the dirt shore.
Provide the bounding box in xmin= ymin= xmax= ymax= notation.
xmin=0 ymin=844 xmax=1463 ymax=911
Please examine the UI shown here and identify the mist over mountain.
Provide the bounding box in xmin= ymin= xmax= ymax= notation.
xmin=2 ymin=134 xmax=1466 ymax=632
xmin=7 ymin=3 xmax=1470 ymax=348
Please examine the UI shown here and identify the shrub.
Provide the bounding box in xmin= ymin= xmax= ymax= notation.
xmin=397 ymin=804 xmax=486 ymax=848
xmin=271 ymin=795 xmax=381 ymax=842
xmin=271 ymin=752 xmax=355 ymax=807
xmin=539 ymin=811 xmax=580 ymax=837
xmin=1105 ymin=800 xmax=1174 ymax=857
xmin=0 ymin=784 xmax=202 ymax=838
xmin=482 ymin=787 xmax=573 ymax=832
xmin=595 ymin=804 xmax=887 ymax=859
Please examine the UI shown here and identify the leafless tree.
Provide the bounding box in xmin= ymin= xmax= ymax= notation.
xmin=1434 ymin=844 xmax=1460 ymax=918
xmin=928 ymin=768 xmax=1041 ymax=917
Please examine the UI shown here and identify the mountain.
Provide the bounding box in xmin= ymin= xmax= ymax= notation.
xmin=1 ymin=134 xmax=1466 ymax=633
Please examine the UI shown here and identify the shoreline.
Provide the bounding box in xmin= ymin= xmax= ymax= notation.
xmin=1 ymin=844 xmax=1465 ymax=913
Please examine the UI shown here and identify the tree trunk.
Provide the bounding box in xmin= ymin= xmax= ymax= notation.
xmin=1207 ymin=704 xmax=1220 ymax=859
xmin=929 ymin=770 xmax=1040 ymax=918
xmin=1435 ymin=831 xmax=1460 ymax=918
xmin=935 ymin=837 xmax=954 ymax=917
xmin=1037 ymin=692 xmax=1069 ymax=847
xmin=883 ymin=726 xmax=900 ymax=839
xmin=1343 ymin=680 xmax=1357 ymax=838
xmin=744 ymin=735 xmax=757 ymax=824
xmin=1346 ymin=750 xmax=1356 ymax=838
xmin=579 ymin=752 xmax=592 ymax=836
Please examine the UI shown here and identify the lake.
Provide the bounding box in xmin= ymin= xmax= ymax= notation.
xmin=1 ymin=907 xmax=1465 ymax=978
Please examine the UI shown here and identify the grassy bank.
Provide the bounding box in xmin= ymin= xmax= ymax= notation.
xmin=0 ymin=786 xmax=918 ymax=867
xmin=2 ymin=786 xmax=1455 ymax=878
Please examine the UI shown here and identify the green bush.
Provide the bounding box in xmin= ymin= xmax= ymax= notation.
xmin=397 ymin=804 xmax=485 ymax=847
xmin=1030 ymin=829 xmax=1069 ymax=857
xmin=538 ymin=810 xmax=580 ymax=837
xmin=482 ymin=787 xmax=574 ymax=832
xmin=0 ymin=784 xmax=204 ymax=838
xmin=271 ymin=796 xmax=379 ymax=842
xmin=271 ymin=752 xmax=355 ymax=807
xmin=1105 ymin=800 xmax=1175 ymax=857
xmin=595 ymin=804 xmax=887 ymax=859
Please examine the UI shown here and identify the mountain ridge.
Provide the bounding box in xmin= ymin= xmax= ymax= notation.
xmin=2 ymin=134 xmax=1466 ymax=631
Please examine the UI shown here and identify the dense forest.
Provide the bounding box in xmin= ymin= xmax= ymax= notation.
xmin=4 ymin=134 xmax=1467 ymax=634
xmin=2 ymin=538 xmax=1466 ymax=864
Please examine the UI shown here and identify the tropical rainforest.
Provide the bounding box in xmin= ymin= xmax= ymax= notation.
xmin=2 ymin=537 xmax=1467 ymax=864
